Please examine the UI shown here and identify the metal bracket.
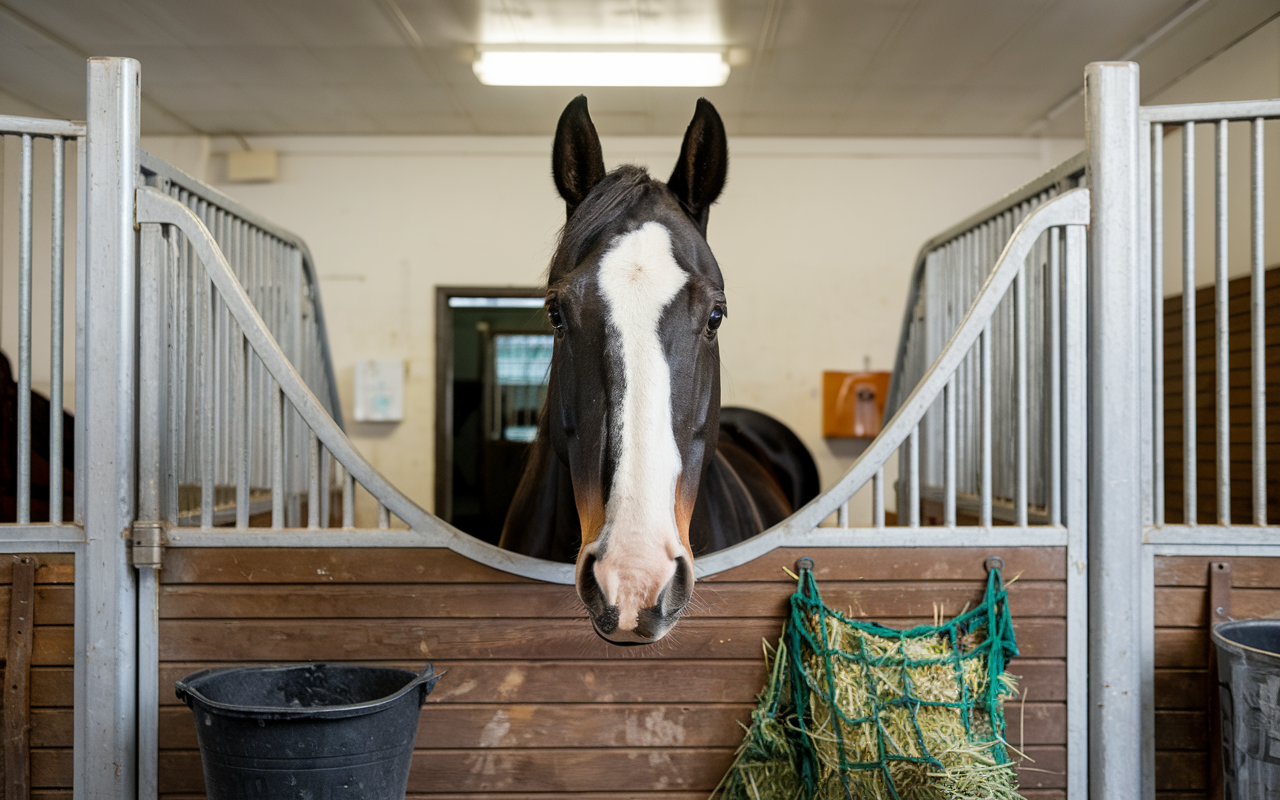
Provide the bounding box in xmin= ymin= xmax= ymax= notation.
xmin=984 ymin=556 xmax=1005 ymax=574
xmin=796 ymin=557 xmax=814 ymax=573
xmin=130 ymin=521 xmax=168 ymax=570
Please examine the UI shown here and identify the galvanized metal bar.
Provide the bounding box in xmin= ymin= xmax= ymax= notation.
xmin=1214 ymin=120 xmax=1229 ymax=525
xmin=48 ymin=135 xmax=65 ymax=524
xmin=1141 ymin=98 xmax=1280 ymax=123
xmin=17 ymin=133 xmax=32 ymax=523
xmin=1137 ymin=120 xmax=1155 ymax=530
xmin=872 ymin=468 xmax=884 ymax=527
xmin=1063 ymin=221 xmax=1089 ymax=800
xmin=201 ymin=258 xmax=214 ymax=529
xmin=307 ymin=429 xmax=320 ymax=529
xmin=136 ymin=564 xmax=159 ymax=800
xmin=836 ymin=502 xmax=848 ymax=528
xmin=343 ymin=470 xmax=354 ymax=528
xmin=235 ymin=332 xmax=250 ymax=529
xmin=1015 ymin=270 xmax=1028 ymax=527
xmin=1084 ymin=60 xmax=1143 ymax=799
xmin=320 ymin=447 xmax=332 ymax=529
xmin=166 ymin=227 xmax=182 ymax=525
xmin=378 ymin=503 xmax=390 ymax=530
xmin=77 ymin=55 xmax=141 ymax=800
xmin=272 ymin=383 xmax=284 ymax=529
xmin=73 ymin=133 xmax=86 ymax=525
xmin=1151 ymin=122 xmax=1165 ymax=527
xmin=944 ymin=378 xmax=956 ymax=526
xmin=981 ymin=322 xmax=993 ymax=526
xmin=1252 ymin=118 xmax=1266 ymax=525
xmin=1048 ymin=228 xmax=1062 ymax=526
xmin=0 ymin=115 xmax=86 ymax=137
xmin=137 ymin=223 xmax=165 ymax=522
xmin=908 ymin=426 xmax=920 ymax=527
xmin=1182 ymin=122 xmax=1197 ymax=524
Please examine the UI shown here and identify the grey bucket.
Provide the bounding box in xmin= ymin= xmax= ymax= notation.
xmin=1212 ymin=620 xmax=1280 ymax=798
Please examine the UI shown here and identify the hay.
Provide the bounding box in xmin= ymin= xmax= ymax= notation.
xmin=711 ymin=568 xmax=1023 ymax=800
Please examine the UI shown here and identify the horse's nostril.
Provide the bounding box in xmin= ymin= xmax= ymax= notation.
xmin=577 ymin=552 xmax=607 ymax=617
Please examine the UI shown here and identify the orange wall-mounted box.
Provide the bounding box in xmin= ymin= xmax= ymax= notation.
xmin=823 ymin=371 xmax=892 ymax=438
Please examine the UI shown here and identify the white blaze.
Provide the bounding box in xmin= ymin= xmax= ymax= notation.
xmin=595 ymin=221 xmax=688 ymax=627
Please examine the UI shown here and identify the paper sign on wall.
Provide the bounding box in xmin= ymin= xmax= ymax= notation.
xmin=354 ymin=359 xmax=405 ymax=422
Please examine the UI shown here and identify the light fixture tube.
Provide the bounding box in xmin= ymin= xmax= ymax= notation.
xmin=473 ymin=50 xmax=729 ymax=87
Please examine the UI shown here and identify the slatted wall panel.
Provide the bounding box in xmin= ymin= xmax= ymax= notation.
xmin=1163 ymin=267 xmax=1280 ymax=523
xmin=0 ymin=554 xmax=75 ymax=798
xmin=155 ymin=546 xmax=1068 ymax=799
xmin=1153 ymin=556 xmax=1280 ymax=799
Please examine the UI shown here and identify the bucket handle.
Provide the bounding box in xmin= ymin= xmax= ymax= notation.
xmin=413 ymin=663 xmax=444 ymax=706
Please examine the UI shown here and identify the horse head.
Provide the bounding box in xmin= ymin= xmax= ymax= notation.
xmin=538 ymin=95 xmax=728 ymax=645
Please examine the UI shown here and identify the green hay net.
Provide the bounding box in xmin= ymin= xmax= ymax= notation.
xmin=712 ymin=565 xmax=1022 ymax=800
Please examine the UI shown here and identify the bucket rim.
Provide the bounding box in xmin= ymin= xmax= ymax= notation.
xmin=1211 ymin=619 xmax=1280 ymax=661
xmin=175 ymin=663 xmax=440 ymax=720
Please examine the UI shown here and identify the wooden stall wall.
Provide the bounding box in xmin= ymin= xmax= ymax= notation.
xmin=156 ymin=546 xmax=1069 ymax=799
xmin=1153 ymin=555 xmax=1280 ymax=799
xmin=1164 ymin=267 xmax=1280 ymax=523
xmin=0 ymin=554 xmax=75 ymax=798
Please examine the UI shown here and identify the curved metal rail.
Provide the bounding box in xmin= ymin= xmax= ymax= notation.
xmin=139 ymin=183 xmax=1087 ymax=583
xmin=136 ymin=186 xmax=576 ymax=583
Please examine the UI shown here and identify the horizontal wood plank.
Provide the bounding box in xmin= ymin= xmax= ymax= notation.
xmin=1155 ymin=556 xmax=1280 ymax=587
xmin=1155 ymin=586 xmax=1280 ymax=627
xmin=157 ymin=745 xmax=1066 ymax=794
xmin=157 ymin=658 xmax=1068 ymax=706
xmin=1155 ymin=710 xmax=1210 ymax=751
xmin=158 ymin=616 xmax=1065 ymax=662
xmin=703 ymin=547 xmax=1065 ymax=582
xmin=157 ymin=580 xmax=1065 ymax=621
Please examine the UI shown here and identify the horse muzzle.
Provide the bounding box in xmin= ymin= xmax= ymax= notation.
xmin=577 ymin=551 xmax=694 ymax=646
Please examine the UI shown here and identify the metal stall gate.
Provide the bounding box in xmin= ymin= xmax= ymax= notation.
xmin=1 ymin=55 xmax=1271 ymax=798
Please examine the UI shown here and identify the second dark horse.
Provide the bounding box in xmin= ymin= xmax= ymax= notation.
xmin=499 ymin=96 xmax=818 ymax=645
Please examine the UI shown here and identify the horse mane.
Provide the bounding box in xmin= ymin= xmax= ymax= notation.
xmin=548 ymin=164 xmax=661 ymax=285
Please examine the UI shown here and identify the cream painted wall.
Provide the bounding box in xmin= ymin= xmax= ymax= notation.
xmin=139 ymin=133 xmax=1080 ymax=527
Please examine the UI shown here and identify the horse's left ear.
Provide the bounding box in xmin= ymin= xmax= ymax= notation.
xmin=668 ymin=98 xmax=728 ymax=234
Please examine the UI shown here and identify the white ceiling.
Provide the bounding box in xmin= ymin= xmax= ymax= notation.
xmin=0 ymin=0 xmax=1276 ymax=137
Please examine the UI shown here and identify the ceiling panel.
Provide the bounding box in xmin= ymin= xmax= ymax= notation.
xmin=0 ymin=0 xmax=1274 ymax=137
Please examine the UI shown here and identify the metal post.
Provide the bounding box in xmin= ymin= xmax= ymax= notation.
xmin=1084 ymin=60 xmax=1144 ymax=799
xmin=77 ymin=56 xmax=140 ymax=800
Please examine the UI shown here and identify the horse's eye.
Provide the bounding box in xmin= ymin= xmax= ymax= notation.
xmin=548 ymin=303 xmax=565 ymax=330
xmin=707 ymin=307 xmax=724 ymax=332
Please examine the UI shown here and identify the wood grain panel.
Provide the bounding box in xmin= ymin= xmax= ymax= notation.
xmin=157 ymin=580 xmax=1065 ymax=620
xmin=157 ymin=746 xmax=1067 ymax=794
xmin=158 ymin=616 xmax=1066 ymax=662
xmin=156 ymin=546 xmax=1068 ymax=799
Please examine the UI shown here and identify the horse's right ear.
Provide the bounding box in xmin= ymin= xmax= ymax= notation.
xmin=552 ymin=96 xmax=607 ymax=219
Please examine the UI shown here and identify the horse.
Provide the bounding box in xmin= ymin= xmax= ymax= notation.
xmin=498 ymin=96 xmax=818 ymax=645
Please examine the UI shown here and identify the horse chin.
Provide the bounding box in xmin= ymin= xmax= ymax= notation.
xmin=591 ymin=617 xmax=677 ymax=647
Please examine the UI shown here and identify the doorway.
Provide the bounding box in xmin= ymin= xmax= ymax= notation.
xmin=435 ymin=287 xmax=553 ymax=544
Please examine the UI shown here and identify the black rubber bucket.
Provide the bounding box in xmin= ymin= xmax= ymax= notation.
xmin=176 ymin=663 xmax=440 ymax=800
xmin=1211 ymin=620 xmax=1280 ymax=798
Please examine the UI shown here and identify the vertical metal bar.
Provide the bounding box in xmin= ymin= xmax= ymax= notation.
xmin=1182 ymin=122 xmax=1197 ymax=524
xmin=1064 ymin=221 xmax=1090 ymax=800
xmin=980 ymin=322 xmax=993 ymax=526
xmin=1152 ymin=122 xmax=1165 ymax=527
xmin=836 ymin=502 xmax=848 ymax=528
xmin=1048 ymin=228 xmax=1063 ymax=526
xmin=944 ymin=378 xmax=956 ymax=526
xmin=1015 ymin=270 xmax=1028 ymax=527
xmin=166 ymin=229 xmax=182 ymax=525
xmin=907 ymin=426 xmax=920 ymax=527
xmin=235 ymin=333 xmax=249 ymax=529
xmin=871 ymin=468 xmax=884 ymax=527
xmin=343 ymin=471 xmax=354 ymax=528
xmin=272 ymin=384 xmax=284 ymax=529
xmin=201 ymin=266 xmax=214 ymax=528
xmin=1084 ymin=61 xmax=1143 ymax=799
xmin=1214 ymin=119 xmax=1229 ymax=525
xmin=77 ymin=55 xmax=141 ymax=800
xmin=319 ymin=447 xmax=331 ymax=528
xmin=378 ymin=503 xmax=390 ymax=530
xmin=136 ymin=565 xmax=159 ymax=800
xmin=17 ymin=133 xmax=32 ymax=523
xmin=137 ymin=224 xmax=165 ymax=522
xmin=307 ymin=429 xmax=319 ymax=529
xmin=49 ymin=136 xmax=65 ymax=524
xmin=74 ymin=134 xmax=87 ymax=524
xmin=1252 ymin=118 xmax=1266 ymax=525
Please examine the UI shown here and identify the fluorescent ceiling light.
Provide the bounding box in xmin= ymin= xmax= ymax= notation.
xmin=474 ymin=50 xmax=729 ymax=87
